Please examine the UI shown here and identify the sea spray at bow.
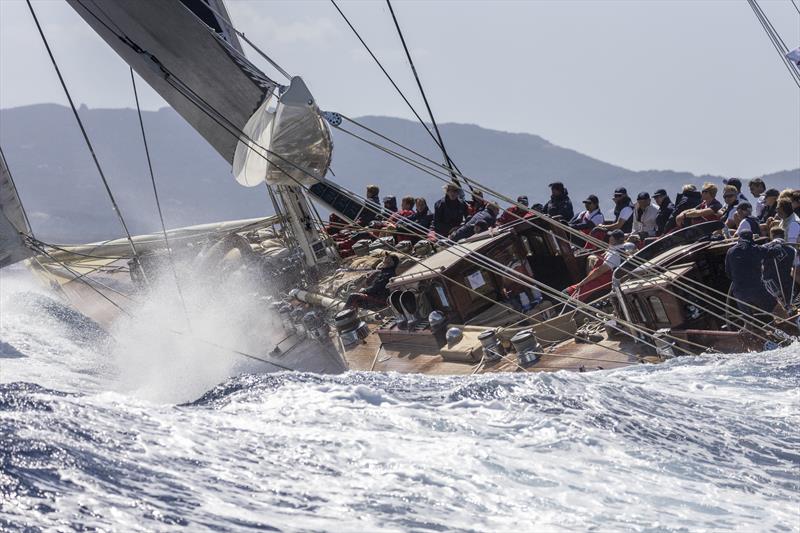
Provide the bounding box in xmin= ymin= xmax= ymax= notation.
xmin=2 ymin=269 xmax=799 ymax=531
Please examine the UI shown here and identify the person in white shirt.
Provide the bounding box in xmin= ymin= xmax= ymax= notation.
xmin=631 ymin=192 xmax=659 ymax=237
xmin=748 ymin=177 xmax=767 ymax=220
xmin=569 ymin=194 xmax=605 ymax=233
xmin=776 ymin=199 xmax=800 ymax=245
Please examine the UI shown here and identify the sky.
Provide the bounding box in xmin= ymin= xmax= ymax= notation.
xmin=1 ymin=0 xmax=798 ymax=179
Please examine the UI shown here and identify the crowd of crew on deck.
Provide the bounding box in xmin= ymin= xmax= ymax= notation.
xmin=329 ymin=179 xmax=800 ymax=315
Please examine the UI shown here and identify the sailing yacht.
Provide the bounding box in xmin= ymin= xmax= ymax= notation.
xmin=1 ymin=0 xmax=797 ymax=375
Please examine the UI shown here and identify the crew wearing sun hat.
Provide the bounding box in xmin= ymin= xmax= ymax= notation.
xmin=652 ymin=188 xmax=675 ymax=236
xmin=632 ymin=191 xmax=659 ymax=237
xmin=568 ymin=194 xmax=605 ymax=233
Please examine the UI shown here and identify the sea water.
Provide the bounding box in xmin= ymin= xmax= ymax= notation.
xmin=1 ymin=268 xmax=798 ymax=532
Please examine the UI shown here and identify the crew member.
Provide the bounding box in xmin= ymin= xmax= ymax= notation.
xmin=762 ymin=227 xmax=797 ymax=309
xmin=434 ymin=183 xmax=469 ymax=238
xmin=724 ymin=177 xmax=749 ymax=204
xmin=565 ymin=229 xmax=626 ymax=302
xmin=664 ymin=184 xmax=702 ymax=233
xmin=724 ymin=230 xmax=775 ymax=316
xmin=759 ymin=189 xmax=780 ymax=223
xmin=356 ymin=184 xmax=381 ymax=227
xmin=652 ymin=188 xmax=675 ymax=236
xmin=720 ymin=185 xmax=741 ymax=229
xmin=733 ymin=202 xmax=761 ymax=237
xmin=631 ymin=192 xmax=659 ymax=237
xmin=542 ymin=182 xmax=574 ymax=221
xmin=410 ymin=197 xmax=434 ymax=231
xmin=595 ymin=187 xmax=634 ymax=235
xmin=498 ymin=195 xmax=530 ymax=226
xmin=345 ymin=254 xmax=399 ymax=310
xmin=748 ymin=178 xmax=767 ymax=220
xmin=450 ymin=203 xmax=499 ymax=241
xmin=569 ymin=194 xmax=605 ymax=236
xmin=675 ymin=182 xmax=722 ymax=228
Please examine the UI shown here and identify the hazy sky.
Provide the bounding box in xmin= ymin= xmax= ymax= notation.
xmin=1 ymin=0 xmax=798 ymax=179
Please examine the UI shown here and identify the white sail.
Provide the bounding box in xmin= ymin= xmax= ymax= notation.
xmin=0 ymin=148 xmax=33 ymax=268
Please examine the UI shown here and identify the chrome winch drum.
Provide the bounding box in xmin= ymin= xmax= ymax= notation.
xmin=510 ymin=329 xmax=541 ymax=366
xmin=477 ymin=329 xmax=504 ymax=362
xmin=334 ymin=308 xmax=369 ymax=348
xmin=303 ymin=311 xmax=329 ymax=341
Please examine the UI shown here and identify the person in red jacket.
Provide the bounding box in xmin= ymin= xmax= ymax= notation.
xmin=497 ymin=195 xmax=529 ymax=226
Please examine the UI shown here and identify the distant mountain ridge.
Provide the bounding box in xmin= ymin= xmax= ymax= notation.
xmin=0 ymin=104 xmax=796 ymax=242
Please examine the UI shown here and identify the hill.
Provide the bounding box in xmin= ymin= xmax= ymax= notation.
xmin=0 ymin=104 xmax=796 ymax=242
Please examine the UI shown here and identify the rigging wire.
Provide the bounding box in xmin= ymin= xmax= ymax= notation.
xmin=129 ymin=67 xmax=193 ymax=329
xmin=747 ymin=0 xmax=800 ymax=88
xmin=329 ymin=0 xmax=468 ymax=187
xmin=792 ymin=0 xmax=800 ymax=16
xmin=331 ymin=113 xmax=790 ymax=336
xmin=26 ymin=0 xmax=144 ymax=262
xmin=71 ymin=4 xmax=782 ymax=353
xmin=384 ymin=0 xmax=464 ymax=187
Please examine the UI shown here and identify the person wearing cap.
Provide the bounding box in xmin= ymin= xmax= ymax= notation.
xmin=568 ymin=194 xmax=604 ymax=234
xmin=675 ymin=182 xmax=722 ymax=228
xmin=498 ymin=195 xmax=530 ymax=226
xmin=723 ymin=177 xmax=749 ymax=204
xmin=564 ymin=229 xmax=627 ymax=303
xmin=733 ymin=202 xmax=762 ymax=237
xmin=596 ymin=187 xmax=634 ymax=234
xmin=450 ymin=203 xmax=500 ymax=241
xmin=345 ymin=253 xmax=400 ymax=310
xmin=719 ymin=185 xmax=741 ymax=229
xmin=542 ymin=181 xmax=574 ymax=221
xmin=434 ymin=183 xmax=469 ymax=239
xmin=652 ymin=188 xmax=675 ymax=236
xmin=725 ymin=231 xmax=776 ymax=316
xmin=748 ymin=178 xmax=767 ymax=219
xmin=759 ymin=188 xmax=780 ymax=223
xmin=775 ymin=199 xmax=800 ymax=245
xmin=631 ymin=192 xmax=659 ymax=237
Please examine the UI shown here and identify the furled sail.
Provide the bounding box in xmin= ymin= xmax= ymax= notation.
xmin=0 ymin=147 xmax=33 ymax=268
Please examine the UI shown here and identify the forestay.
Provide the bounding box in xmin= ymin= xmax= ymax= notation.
xmin=0 ymin=147 xmax=32 ymax=268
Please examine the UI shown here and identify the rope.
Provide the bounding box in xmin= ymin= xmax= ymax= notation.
xmin=329 ymin=0 xmax=467 ymax=186
xmin=384 ymin=0 xmax=465 ymax=188
xmin=72 ymin=4 xmax=773 ymax=353
xmin=129 ymin=67 xmax=192 ymax=329
xmin=331 ymin=117 xmax=786 ymax=341
xmin=26 ymin=0 xmax=144 ymax=262
xmin=792 ymin=0 xmax=800 ymax=16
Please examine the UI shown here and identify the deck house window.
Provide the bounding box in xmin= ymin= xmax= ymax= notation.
xmin=648 ymin=295 xmax=670 ymax=326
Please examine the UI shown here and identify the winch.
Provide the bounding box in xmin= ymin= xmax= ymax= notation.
xmin=509 ymin=329 xmax=541 ymax=366
xmin=303 ymin=311 xmax=329 ymax=342
xmin=333 ymin=308 xmax=369 ymax=348
xmin=477 ymin=329 xmax=504 ymax=362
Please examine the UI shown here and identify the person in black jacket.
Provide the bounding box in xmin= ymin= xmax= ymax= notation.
xmin=542 ymin=182 xmax=574 ymax=221
xmin=663 ymin=184 xmax=703 ymax=233
xmin=411 ymin=198 xmax=434 ymax=230
xmin=762 ymin=227 xmax=797 ymax=309
xmin=759 ymin=189 xmax=780 ymax=223
xmin=652 ymin=188 xmax=675 ymax=236
xmin=434 ymin=183 xmax=469 ymax=238
xmin=345 ymin=254 xmax=399 ymax=309
xmin=725 ymin=231 xmax=776 ymax=316
xmin=450 ymin=203 xmax=499 ymax=241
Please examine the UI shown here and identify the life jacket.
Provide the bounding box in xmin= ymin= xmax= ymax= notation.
xmin=741 ymin=216 xmax=761 ymax=236
xmin=613 ymin=197 xmax=634 ymax=233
